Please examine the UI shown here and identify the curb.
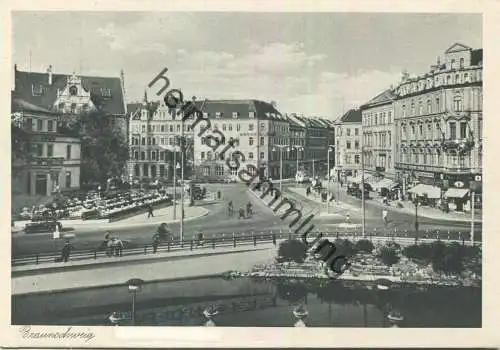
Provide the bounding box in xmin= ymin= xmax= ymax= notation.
xmin=286 ymin=186 xmax=482 ymax=224
xmin=13 ymin=209 xmax=210 ymax=234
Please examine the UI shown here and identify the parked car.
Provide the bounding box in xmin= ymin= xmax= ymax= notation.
xmin=24 ymin=219 xmax=63 ymax=234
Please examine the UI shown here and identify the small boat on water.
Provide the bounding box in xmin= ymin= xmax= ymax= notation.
xmin=108 ymin=312 xmax=129 ymax=324
xmin=203 ymin=307 xmax=219 ymax=319
xmin=387 ymin=310 xmax=404 ymax=323
xmin=292 ymin=305 xmax=309 ymax=319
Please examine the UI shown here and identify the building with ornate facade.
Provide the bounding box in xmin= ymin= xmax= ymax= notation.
xmin=13 ymin=65 xmax=128 ymax=138
xmin=127 ymin=92 xmax=194 ymax=183
xmin=360 ymin=89 xmax=397 ymax=181
xmin=11 ymin=96 xmax=81 ymax=206
xmin=333 ymin=109 xmax=362 ymax=181
xmin=393 ymin=42 xmax=483 ymax=210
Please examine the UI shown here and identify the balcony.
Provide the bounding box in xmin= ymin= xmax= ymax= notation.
xmin=444 ymin=166 xmax=472 ymax=174
xmin=442 ymin=138 xmax=475 ymax=151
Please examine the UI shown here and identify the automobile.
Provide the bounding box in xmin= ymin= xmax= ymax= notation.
xmin=24 ymin=219 xmax=63 ymax=234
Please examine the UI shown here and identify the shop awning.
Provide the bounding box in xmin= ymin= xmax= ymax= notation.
xmin=445 ymin=188 xmax=469 ymax=198
xmin=407 ymin=184 xmax=441 ymax=199
xmin=373 ymin=178 xmax=399 ymax=191
xmin=349 ymin=174 xmax=373 ymax=185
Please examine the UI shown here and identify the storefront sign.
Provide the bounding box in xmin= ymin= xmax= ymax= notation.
xmin=454 ymin=181 xmax=465 ymax=188
xmin=474 ymin=175 xmax=482 ymax=181
xmin=415 ymin=171 xmax=434 ymax=178
xmin=375 ymin=166 xmax=385 ymax=172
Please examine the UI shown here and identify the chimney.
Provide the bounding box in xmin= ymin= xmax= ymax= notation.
xmin=47 ymin=65 xmax=53 ymax=85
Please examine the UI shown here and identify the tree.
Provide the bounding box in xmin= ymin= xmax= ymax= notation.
xmin=277 ymin=239 xmax=307 ymax=263
xmin=377 ymin=246 xmax=400 ymax=266
xmin=77 ymin=110 xmax=129 ymax=186
xmin=431 ymin=242 xmax=466 ymax=275
xmin=354 ymin=239 xmax=375 ymax=253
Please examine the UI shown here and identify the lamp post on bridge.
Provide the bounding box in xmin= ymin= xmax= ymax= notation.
xmin=273 ymin=145 xmax=288 ymax=193
xmin=326 ymin=145 xmax=335 ymax=211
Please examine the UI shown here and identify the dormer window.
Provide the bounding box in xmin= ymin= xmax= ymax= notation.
xmin=233 ymin=112 xmax=239 ymax=118
xmin=215 ymin=112 xmax=221 ymax=118
xmin=32 ymin=84 xmax=44 ymax=96
xmin=58 ymin=103 xmax=65 ymax=111
xmin=69 ymin=85 xmax=78 ymax=96
xmin=101 ymin=88 xmax=112 ymax=97
xmin=248 ymin=112 xmax=255 ymax=118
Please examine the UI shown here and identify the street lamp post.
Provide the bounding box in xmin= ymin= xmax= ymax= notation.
xmin=361 ymin=146 xmax=366 ymax=238
xmin=413 ymin=196 xmax=419 ymax=242
xmin=180 ymin=122 xmax=185 ymax=244
xmin=273 ymin=145 xmax=288 ymax=193
xmin=326 ymin=145 xmax=335 ymax=211
xmin=126 ymin=278 xmax=144 ymax=326
xmin=173 ymin=145 xmax=177 ymax=220
xmin=291 ymin=146 xmax=303 ymax=184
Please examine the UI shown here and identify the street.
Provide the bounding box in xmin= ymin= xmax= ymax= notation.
xmin=12 ymin=183 xmax=481 ymax=257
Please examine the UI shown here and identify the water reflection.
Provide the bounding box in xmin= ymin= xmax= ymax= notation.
xmin=12 ymin=276 xmax=480 ymax=327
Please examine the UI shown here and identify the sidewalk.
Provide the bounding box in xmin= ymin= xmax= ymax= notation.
xmin=12 ymin=243 xmax=278 ymax=295
xmin=12 ymin=203 xmax=210 ymax=232
xmin=286 ymin=184 xmax=482 ymax=223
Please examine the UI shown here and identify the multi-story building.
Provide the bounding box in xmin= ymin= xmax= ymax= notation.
xmin=11 ymin=95 xmax=81 ymax=203
xmin=190 ymin=99 xmax=286 ymax=182
xmin=289 ymin=115 xmax=335 ymax=178
xmin=13 ymin=65 xmax=128 ymax=138
xmin=394 ymin=42 xmax=483 ymax=211
xmin=127 ymin=92 xmax=194 ymax=182
xmin=333 ymin=109 xmax=362 ymax=182
xmin=360 ymin=89 xmax=397 ymax=182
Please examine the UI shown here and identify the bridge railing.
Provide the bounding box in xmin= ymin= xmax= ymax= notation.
xmin=12 ymin=228 xmax=480 ymax=267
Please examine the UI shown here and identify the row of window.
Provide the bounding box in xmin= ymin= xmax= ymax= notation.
xmin=201 ymin=151 xmax=262 ymax=161
xmin=131 ymin=136 xmax=187 ymax=146
xmin=26 ymin=143 xmax=72 ymax=159
xmin=398 ymin=69 xmax=481 ymax=96
xmin=363 ymin=132 xmax=392 ymax=148
xmin=363 ymin=111 xmax=393 ymax=126
xmin=364 ymin=154 xmax=392 ymax=170
xmin=57 ymin=102 xmax=90 ymax=114
xmin=400 ymin=95 xmax=468 ymax=117
xmin=337 ymin=127 xmax=360 ymax=137
xmin=400 ymin=121 xmax=469 ymax=140
xmin=132 ymin=124 xmax=192 ymax=134
xmin=399 ymin=152 xmax=476 ymax=168
xmin=24 ymin=118 xmax=57 ymax=133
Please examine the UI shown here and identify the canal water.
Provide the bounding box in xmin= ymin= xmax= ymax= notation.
xmin=12 ymin=276 xmax=481 ymax=327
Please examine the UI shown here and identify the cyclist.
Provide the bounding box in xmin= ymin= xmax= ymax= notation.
xmin=246 ymin=202 xmax=253 ymax=217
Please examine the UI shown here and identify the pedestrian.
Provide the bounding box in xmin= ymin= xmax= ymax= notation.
xmin=238 ymin=207 xmax=245 ymax=219
xmin=382 ymin=209 xmax=388 ymax=227
xmin=147 ymin=204 xmax=154 ymax=218
xmin=152 ymin=235 xmax=160 ymax=254
xmin=61 ymin=241 xmax=73 ymax=262
xmin=346 ymin=213 xmax=351 ymax=224
xmin=306 ymin=186 xmax=311 ymax=196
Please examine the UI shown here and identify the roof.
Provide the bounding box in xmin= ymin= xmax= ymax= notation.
xmin=444 ymin=42 xmax=472 ymax=54
xmin=14 ymin=68 xmax=126 ymax=115
xmin=336 ymin=108 xmax=362 ymax=124
xmin=11 ymin=95 xmax=55 ymax=114
xmin=360 ymin=89 xmax=396 ymax=109
xmin=192 ymin=99 xmax=284 ymax=121
xmin=471 ymin=49 xmax=483 ymax=66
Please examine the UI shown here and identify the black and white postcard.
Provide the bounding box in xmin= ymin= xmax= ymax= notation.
xmin=1 ymin=0 xmax=499 ymax=348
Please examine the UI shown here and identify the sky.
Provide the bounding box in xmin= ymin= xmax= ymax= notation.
xmin=11 ymin=12 xmax=482 ymax=119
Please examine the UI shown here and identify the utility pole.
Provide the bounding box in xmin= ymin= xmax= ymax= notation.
xmin=180 ymin=124 xmax=185 ymax=244
xmin=471 ymin=191 xmax=475 ymax=245
xmin=361 ymin=146 xmax=366 ymax=238
xmin=173 ymin=145 xmax=177 ymax=220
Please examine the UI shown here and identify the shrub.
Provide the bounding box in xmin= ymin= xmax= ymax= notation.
xmin=354 ymin=239 xmax=375 ymax=253
xmin=377 ymin=246 xmax=400 ymax=266
xmin=277 ymin=239 xmax=307 ymax=263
